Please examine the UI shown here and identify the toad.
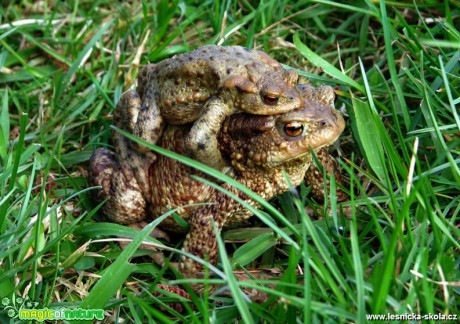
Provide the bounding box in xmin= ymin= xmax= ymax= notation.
xmin=121 ymin=45 xmax=301 ymax=170
xmin=89 ymin=84 xmax=345 ymax=289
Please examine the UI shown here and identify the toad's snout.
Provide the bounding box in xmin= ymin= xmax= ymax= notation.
xmin=322 ymin=107 xmax=345 ymax=133
xmin=318 ymin=110 xmax=337 ymax=127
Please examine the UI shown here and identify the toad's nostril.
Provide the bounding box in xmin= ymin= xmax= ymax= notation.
xmin=320 ymin=113 xmax=337 ymax=127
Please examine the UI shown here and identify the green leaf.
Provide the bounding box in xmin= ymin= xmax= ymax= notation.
xmin=352 ymin=97 xmax=386 ymax=184
xmin=231 ymin=233 xmax=277 ymax=267
xmin=74 ymin=257 xmax=96 ymax=271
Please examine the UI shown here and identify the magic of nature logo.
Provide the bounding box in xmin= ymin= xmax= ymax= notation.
xmin=1 ymin=294 xmax=104 ymax=322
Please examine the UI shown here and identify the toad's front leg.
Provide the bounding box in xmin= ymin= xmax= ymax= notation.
xmin=185 ymin=98 xmax=233 ymax=171
xmin=179 ymin=211 xmax=222 ymax=292
xmin=126 ymin=87 xmax=165 ymax=153
xmin=178 ymin=190 xmax=235 ymax=292
xmin=304 ymin=148 xmax=347 ymax=202
xmin=113 ymin=89 xmax=158 ymax=196
xmin=178 ymin=183 xmax=258 ymax=293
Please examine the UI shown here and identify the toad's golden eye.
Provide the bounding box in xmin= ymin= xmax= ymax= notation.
xmin=284 ymin=122 xmax=304 ymax=137
xmin=262 ymin=94 xmax=279 ymax=105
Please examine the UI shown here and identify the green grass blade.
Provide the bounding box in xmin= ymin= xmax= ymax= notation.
xmin=0 ymin=89 xmax=9 ymax=162
xmin=350 ymin=218 xmax=365 ymax=322
xmin=56 ymin=20 xmax=113 ymax=99
xmin=293 ymin=32 xmax=364 ymax=93
xmin=438 ymin=55 xmax=460 ymax=133
xmin=214 ymin=222 xmax=254 ymax=324
xmin=0 ymin=113 xmax=27 ymax=230
xmin=80 ymin=211 xmax=173 ymax=310
xmin=379 ymin=1 xmax=410 ymax=129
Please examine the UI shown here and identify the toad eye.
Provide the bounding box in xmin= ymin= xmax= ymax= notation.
xmin=262 ymin=93 xmax=279 ymax=105
xmin=283 ymin=122 xmax=304 ymax=137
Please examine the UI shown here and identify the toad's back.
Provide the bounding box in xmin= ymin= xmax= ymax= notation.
xmin=137 ymin=45 xmax=300 ymax=125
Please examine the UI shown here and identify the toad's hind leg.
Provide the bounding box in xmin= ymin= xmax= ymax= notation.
xmin=89 ymin=148 xmax=147 ymax=225
xmin=185 ymin=98 xmax=232 ymax=170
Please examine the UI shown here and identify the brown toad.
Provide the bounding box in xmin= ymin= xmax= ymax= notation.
xmin=121 ymin=45 xmax=301 ymax=170
xmin=88 ymin=84 xmax=345 ymax=288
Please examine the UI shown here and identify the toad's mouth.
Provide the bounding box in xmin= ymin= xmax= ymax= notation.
xmin=314 ymin=131 xmax=343 ymax=151
xmin=283 ymin=132 xmax=342 ymax=162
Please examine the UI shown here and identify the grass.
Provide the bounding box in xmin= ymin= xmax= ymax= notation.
xmin=1 ymin=0 xmax=459 ymax=322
